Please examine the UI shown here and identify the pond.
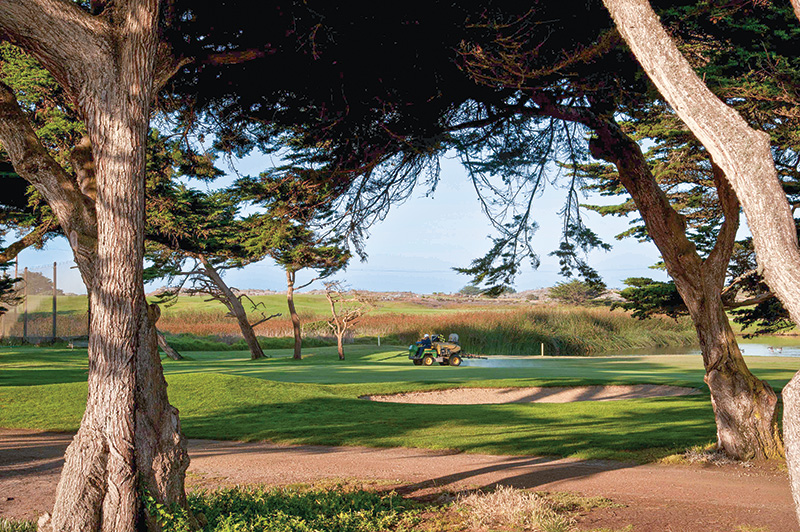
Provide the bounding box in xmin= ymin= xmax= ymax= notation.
xmin=603 ymin=341 xmax=800 ymax=358
xmin=460 ymin=340 xmax=800 ymax=367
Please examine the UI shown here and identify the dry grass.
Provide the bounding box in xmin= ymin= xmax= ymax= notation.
xmin=1 ymin=298 xmax=696 ymax=356
xmin=456 ymin=485 xmax=575 ymax=532
xmin=133 ymin=305 xmax=697 ymax=355
xmin=681 ymin=447 xmax=740 ymax=467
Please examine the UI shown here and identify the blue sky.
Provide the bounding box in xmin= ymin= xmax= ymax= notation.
xmin=13 ymin=153 xmax=669 ymax=295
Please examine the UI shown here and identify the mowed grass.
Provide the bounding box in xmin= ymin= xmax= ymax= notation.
xmin=3 ymin=345 xmax=800 ymax=461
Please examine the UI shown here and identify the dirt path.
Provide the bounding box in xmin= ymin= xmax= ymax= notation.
xmin=0 ymin=428 xmax=795 ymax=531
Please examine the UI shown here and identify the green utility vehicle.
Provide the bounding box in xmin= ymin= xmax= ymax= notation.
xmin=408 ymin=334 xmax=463 ymax=366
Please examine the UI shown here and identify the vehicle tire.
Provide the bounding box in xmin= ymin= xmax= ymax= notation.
xmin=422 ymin=355 xmax=435 ymax=366
xmin=413 ymin=359 xmax=423 ymax=366
xmin=449 ymin=355 xmax=462 ymax=367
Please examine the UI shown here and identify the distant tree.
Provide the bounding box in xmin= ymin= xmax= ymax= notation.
xmin=0 ymin=262 xmax=20 ymax=315
xmin=239 ymin=171 xmax=350 ymax=360
xmin=145 ymin=184 xmax=280 ymax=361
xmin=324 ymin=281 xmax=373 ymax=360
xmin=458 ymin=285 xmax=483 ymax=296
xmin=614 ymin=278 xmax=685 ymax=320
xmin=549 ymin=280 xmax=606 ymax=306
xmin=18 ymin=270 xmax=63 ymax=296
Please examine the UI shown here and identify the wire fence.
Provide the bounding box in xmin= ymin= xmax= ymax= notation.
xmin=1 ymin=260 xmax=89 ymax=344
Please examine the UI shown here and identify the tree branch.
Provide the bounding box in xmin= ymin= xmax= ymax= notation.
xmin=0 ymin=0 xmax=110 ymax=107
xmin=0 ymin=221 xmax=55 ymax=263
xmin=704 ymin=162 xmax=740 ymax=284
xmin=250 ymin=312 xmax=281 ymax=328
xmin=723 ymin=292 xmax=774 ymax=310
xmin=0 ymin=81 xmax=97 ymax=269
xmin=721 ymin=269 xmax=759 ymax=298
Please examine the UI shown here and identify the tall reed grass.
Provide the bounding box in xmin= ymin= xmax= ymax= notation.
xmin=156 ymin=305 xmax=696 ymax=356
xmin=0 ymin=295 xmax=696 ymax=355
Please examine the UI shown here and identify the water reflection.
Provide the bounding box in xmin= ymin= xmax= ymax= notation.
xmin=460 ymin=341 xmax=800 ymax=367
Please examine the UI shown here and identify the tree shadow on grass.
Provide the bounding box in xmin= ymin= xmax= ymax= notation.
xmin=178 ymin=393 xmax=716 ymax=464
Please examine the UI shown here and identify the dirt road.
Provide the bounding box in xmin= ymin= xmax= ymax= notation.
xmin=0 ymin=428 xmax=795 ymax=531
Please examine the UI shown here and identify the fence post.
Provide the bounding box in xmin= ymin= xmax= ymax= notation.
xmin=541 ymin=342 xmax=544 ymax=357
xmin=378 ymin=335 xmax=381 ymax=347
xmin=22 ymin=267 xmax=27 ymax=343
xmin=12 ymin=261 xmax=17 ymax=323
xmin=52 ymin=261 xmax=57 ymax=341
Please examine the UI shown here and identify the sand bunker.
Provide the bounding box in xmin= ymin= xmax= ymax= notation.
xmin=361 ymin=385 xmax=700 ymax=405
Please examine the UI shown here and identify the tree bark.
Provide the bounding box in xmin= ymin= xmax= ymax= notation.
xmin=336 ymin=332 xmax=345 ymax=360
xmin=286 ymin=269 xmax=302 ymax=360
xmin=600 ymin=0 xmax=798 ymax=515
xmin=157 ymin=328 xmax=184 ymax=361
xmin=587 ymin=122 xmax=783 ymax=460
xmin=200 ymin=257 xmax=265 ymax=360
xmin=601 ymin=0 xmax=800 ymax=331
xmin=0 ymin=2 xmax=191 ymax=530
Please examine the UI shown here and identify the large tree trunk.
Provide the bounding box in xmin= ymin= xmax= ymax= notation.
xmin=0 ymin=2 xmax=191 ymax=530
xmin=600 ymin=0 xmax=798 ymax=516
xmin=201 ymin=257 xmax=265 ymax=360
xmin=687 ymin=284 xmax=782 ymax=458
xmin=51 ymin=27 xmax=189 ymax=532
xmin=587 ymin=119 xmax=782 ymax=460
xmin=286 ymin=269 xmax=302 ymax=360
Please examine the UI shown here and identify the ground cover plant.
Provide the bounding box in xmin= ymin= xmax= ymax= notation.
xmin=3 ymin=345 xmax=799 ymax=462
xmin=0 ymin=484 xmax=621 ymax=532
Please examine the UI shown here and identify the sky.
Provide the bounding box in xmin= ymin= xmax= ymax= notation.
xmin=12 ymin=152 xmax=670 ymax=295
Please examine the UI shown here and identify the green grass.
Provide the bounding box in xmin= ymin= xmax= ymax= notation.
xmin=1 ymin=483 xmax=610 ymax=532
xmin=3 ymin=345 xmax=800 ymax=461
xmin=0 ymin=518 xmax=35 ymax=532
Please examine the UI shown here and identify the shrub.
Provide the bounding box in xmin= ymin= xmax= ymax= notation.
xmin=549 ymin=280 xmax=605 ymax=305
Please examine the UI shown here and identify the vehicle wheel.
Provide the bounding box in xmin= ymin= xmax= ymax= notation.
xmin=413 ymin=359 xmax=423 ymax=366
xmin=449 ymin=355 xmax=462 ymax=367
xmin=422 ymin=355 xmax=435 ymax=366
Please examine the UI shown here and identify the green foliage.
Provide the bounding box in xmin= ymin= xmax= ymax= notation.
xmin=236 ymin=170 xmax=350 ymax=284
xmin=457 ymin=285 xmax=483 ymax=296
xmin=142 ymin=484 xmax=195 ymax=532
xmin=731 ymin=298 xmax=795 ymax=338
xmin=614 ymin=278 xmax=686 ymax=321
xmin=0 ymin=261 xmax=20 ymax=315
xmin=548 ymin=280 xmax=606 ymax=306
xmin=172 ymin=486 xmax=417 ymax=532
xmin=0 ymin=43 xmax=84 ymax=157
xmin=0 ymin=518 xmax=35 ymax=532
